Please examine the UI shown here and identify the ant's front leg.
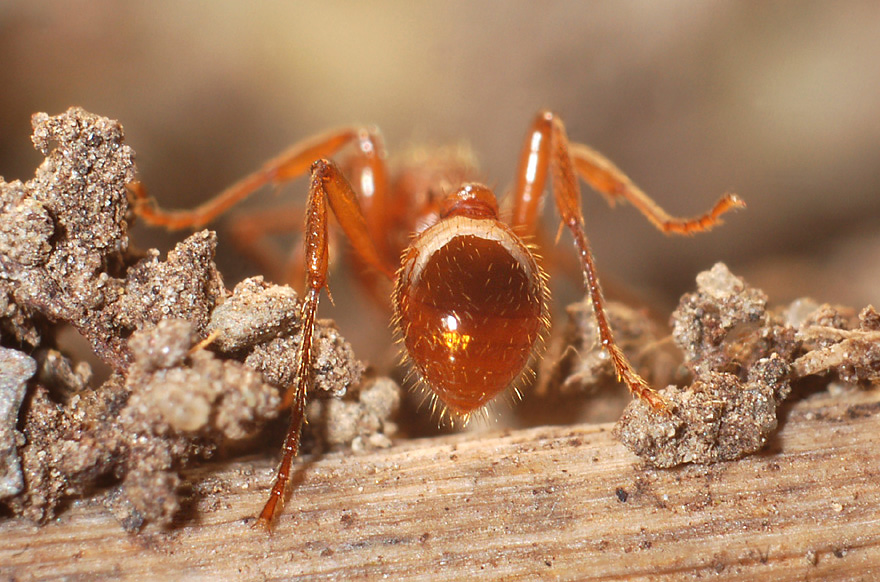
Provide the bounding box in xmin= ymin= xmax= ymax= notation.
xmin=257 ymin=159 xmax=394 ymax=529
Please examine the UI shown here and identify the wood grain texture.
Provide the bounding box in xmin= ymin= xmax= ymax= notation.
xmin=2 ymin=388 xmax=879 ymax=581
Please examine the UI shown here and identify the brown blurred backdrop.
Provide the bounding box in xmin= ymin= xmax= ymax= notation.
xmin=1 ymin=2 xmax=878 ymax=360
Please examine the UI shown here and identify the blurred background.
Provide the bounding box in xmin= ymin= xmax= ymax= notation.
xmin=1 ymin=1 xmax=878 ymax=365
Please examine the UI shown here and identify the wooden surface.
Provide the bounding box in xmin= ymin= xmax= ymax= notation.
xmin=2 ymin=388 xmax=879 ymax=581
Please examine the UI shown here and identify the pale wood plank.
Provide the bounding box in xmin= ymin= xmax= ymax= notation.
xmin=1 ymin=388 xmax=879 ymax=581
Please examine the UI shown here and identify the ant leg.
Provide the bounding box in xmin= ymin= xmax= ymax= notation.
xmin=225 ymin=205 xmax=345 ymax=290
xmin=510 ymin=116 xmax=552 ymax=234
xmin=131 ymin=126 xmax=389 ymax=231
xmin=257 ymin=159 xmax=393 ymax=528
xmin=569 ymin=142 xmax=745 ymax=235
xmin=226 ymin=206 xmax=305 ymax=285
xmin=512 ymin=111 xmax=667 ymax=411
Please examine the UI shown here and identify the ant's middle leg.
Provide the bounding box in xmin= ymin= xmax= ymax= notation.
xmin=511 ymin=110 xmax=669 ymax=411
xmin=131 ymin=126 xmax=390 ymax=231
xmin=225 ymin=205 xmax=335 ymax=290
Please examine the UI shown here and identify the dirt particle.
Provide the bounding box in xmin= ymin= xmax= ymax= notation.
xmin=0 ymin=348 xmax=36 ymax=498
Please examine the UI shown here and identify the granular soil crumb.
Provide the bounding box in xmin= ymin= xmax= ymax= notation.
xmin=0 ymin=348 xmax=36 ymax=499
xmin=614 ymin=262 xmax=878 ymax=467
xmin=207 ymin=276 xmax=366 ymax=398
xmin=541 ymin=300 xmax=672 ymax=397
xmin=306 ymin=376 xmax=401 ymax=452
xmin=0 ymin=108 xmax=387 ymax=529
xmin=0 ymin=108 xmax=225 ymax=370
xmin=114 ymin=230 xmax=225 ymax=346
xmin=793 ymin=304 xmax=880 ymax=384
xmin=7 ymin=320 xmax=283 ymax=528
xmin=206 ymin=276 xmax=301 ymax=352
xmin=1 ymin=109 xmax=135 ymax=365
xmin=615 ymin=354 xmax=790 ymax=466
xmin=670 ymin=263 xmax=778 ymax=376
xmin=123 ymin=319 xmax=281 ymax=440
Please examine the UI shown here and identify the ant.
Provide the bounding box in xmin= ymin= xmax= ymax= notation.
xmin=132 ymin=110 xmax=744 ymax=527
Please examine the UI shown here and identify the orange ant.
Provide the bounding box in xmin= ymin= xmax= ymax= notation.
xmin=132 ymin=110 xmax=744 ymax=527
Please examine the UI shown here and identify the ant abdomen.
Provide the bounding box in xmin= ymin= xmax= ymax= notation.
xmin=394 ymin=211 xmax=550 ymax=417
